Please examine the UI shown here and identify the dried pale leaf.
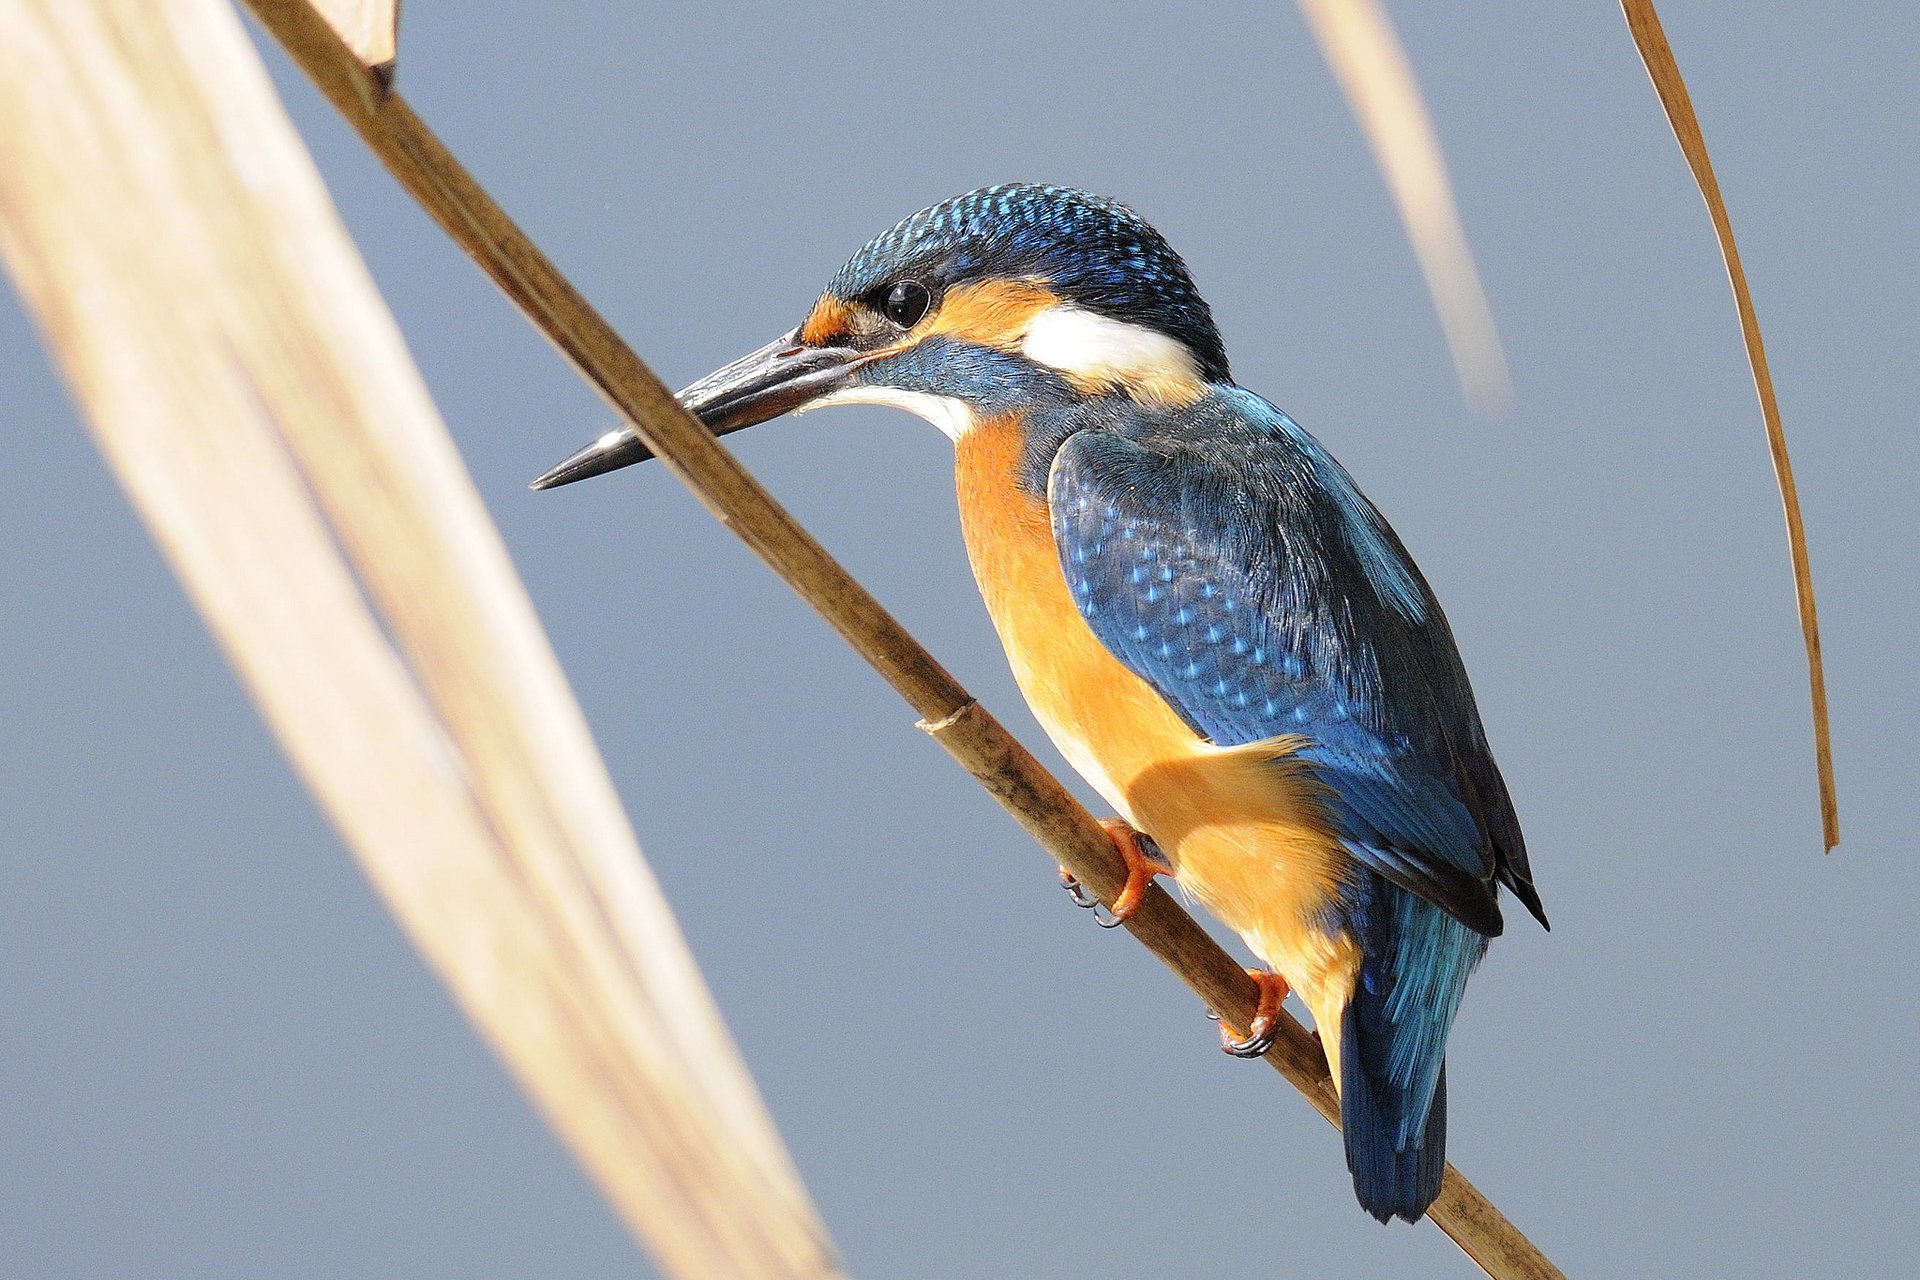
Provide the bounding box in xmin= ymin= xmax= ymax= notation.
xmin=1299 ymin=0 xmax=1511 ymax=414
xmin=1621 ymin=0 xmax=1838 ymax=850
xmin=309 ymin=0 xmax=397 ymax=71
xmin=239 ymin=4 xmax=1569 ymax=1276
xmin=0 ymin=2 xmax=841 ymax=1276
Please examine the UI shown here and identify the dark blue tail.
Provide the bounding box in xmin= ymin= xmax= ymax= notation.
xmin=1335 ymin=871 xmax=1484 ymax=1222
xmin=1344 ymin=997 xmax=1443 ymax=1220
xmin=1340 ymin=1005 xmax=1448 ymax=1223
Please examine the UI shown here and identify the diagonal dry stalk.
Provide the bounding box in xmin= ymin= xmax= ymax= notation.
xmin=0 ymin=2 xmax=840 ymax=1277
xmin=1298 ymin=0 xmax=1512 ymax=415
xmin=1621 ymin=0 xmax=1838 ymax=852
xmin=238 ymin=2 xmax=1566 ymax=1275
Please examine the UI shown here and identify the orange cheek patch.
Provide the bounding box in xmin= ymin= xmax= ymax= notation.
xmin=798 ymin=295 xmax=854 ymax=345
xmin=925 ymin=279 xmax=1059 ymax=350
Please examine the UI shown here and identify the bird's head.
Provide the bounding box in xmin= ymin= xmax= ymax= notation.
xmin=533 ymin=184 xmax=1228 ymax=489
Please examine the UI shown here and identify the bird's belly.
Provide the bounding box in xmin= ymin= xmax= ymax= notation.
xmin=954 ymin=420 xmax=1360 ymax=1020
xmin=1023 ymin=689 xmax=1361 ymax=1007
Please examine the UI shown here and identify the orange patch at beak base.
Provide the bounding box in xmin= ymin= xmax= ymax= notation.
xmin=797 ymin=295 xmax=855 ymax=346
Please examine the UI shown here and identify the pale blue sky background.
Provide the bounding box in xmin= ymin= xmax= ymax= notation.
xmin=4 ymin=3 xmax=1916 ymax=1277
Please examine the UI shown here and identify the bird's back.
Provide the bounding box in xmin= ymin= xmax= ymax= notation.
xmin=1027 ymin=385 xmax=1542 ymax=1220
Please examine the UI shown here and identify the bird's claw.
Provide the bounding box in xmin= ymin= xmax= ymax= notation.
xmin=1057 ymin=821 xmax=1169 ymax=928
xmin=1058 ymin=867 xmax=1106 ymax=914
xmin=1218 ymin=968 xmax=1289 ymax=1058
xmin=1059 ymin=868 xmax=1100 ymax=909
xmin=1057 ymin=868 xmax=1129 ymax=928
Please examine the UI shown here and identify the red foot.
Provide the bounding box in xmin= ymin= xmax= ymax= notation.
xmin=1057 ymin=819 xmax=1168 ymax=928
xmin=1100 ymin=819 xmax=1166 ymax=923
xmin=1218 ymin=968 xmax=1290 ymax=1058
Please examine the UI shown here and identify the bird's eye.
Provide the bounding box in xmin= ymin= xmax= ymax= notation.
xmin=882 ymin=280 xmax=931 ymax=328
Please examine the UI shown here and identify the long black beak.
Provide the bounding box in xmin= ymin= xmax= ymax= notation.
xmin=530 ymin=329 xmax=862 ymax=490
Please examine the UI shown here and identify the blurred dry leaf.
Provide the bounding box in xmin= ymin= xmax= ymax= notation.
xmin=0 ymin=2 xmax=843 ymax=1276
xmin=1299 ymin=0 xmax=1512 ymax=414
xmin=1622 ymin=0 xmax=1838 ymax=850
xmin=310 ymin=0 xmax=397 ymax=71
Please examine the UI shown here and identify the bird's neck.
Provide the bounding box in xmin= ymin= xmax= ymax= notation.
xmin=952 ymin=412 xmax=1078 ymax=697
xmin=978 ymin=389 xmax=1218 ymax=498
xmin=954 ymin=413 xmax=1053 ymax=558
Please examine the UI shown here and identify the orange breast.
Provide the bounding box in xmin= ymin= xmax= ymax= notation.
xmin=953 ymin=417 xmax=1359 ymax=1019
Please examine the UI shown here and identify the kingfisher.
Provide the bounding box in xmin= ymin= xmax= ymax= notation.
xmin=533 ymin=183 xmax=1547 ymax=1223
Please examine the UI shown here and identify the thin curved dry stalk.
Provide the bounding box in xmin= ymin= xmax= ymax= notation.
xmin=1298 ymin=0 xmax=1512 ymax=414
xmin=1621 ymin=0 xmax=1838 ymax=851
xmin=239 ymin=2 xmax=1566 ymax=1275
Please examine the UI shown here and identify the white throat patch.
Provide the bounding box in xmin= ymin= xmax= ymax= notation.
xmin=1020 ymin=305 xmax=1205 ymax=406
xmin=801 ymin=384 xmax=978 ymax=441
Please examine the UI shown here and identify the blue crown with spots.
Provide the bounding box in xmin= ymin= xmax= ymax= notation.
xmin=827 ymin=184 xmax=1231 ymax=384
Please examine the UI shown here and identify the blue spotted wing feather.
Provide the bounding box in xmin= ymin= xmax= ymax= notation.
xmin=1046 ymin=387 xmax=1543 ymax=1220
xmin=1047 ymin=389 xmax=1540 ymax=927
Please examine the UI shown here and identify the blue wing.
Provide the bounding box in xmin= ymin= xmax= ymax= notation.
xmin=1046 ymin=386 xmax=1543 ymax=1220
xmin=1047 ymin=387 xmax=1539 ymax=930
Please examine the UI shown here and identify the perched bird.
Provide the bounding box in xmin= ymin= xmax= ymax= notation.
xmin=534 ymin=183 xmax=1547 ymax=1222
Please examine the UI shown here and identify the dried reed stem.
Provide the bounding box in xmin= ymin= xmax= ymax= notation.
xmin=240 ymin=1 xmax=1566 ymax=1273
xmin=1622 ymin=0 xmax=1838 ymax=850
xmin=1298 ymin=0 xmax=1512 ymax=414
